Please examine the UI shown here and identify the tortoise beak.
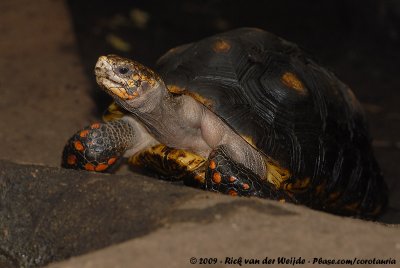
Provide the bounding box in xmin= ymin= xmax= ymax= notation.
xmin=95 ymin=56 xmax=139 ymax=101
xmin=95 ymin=56 xmax=111 ymax=77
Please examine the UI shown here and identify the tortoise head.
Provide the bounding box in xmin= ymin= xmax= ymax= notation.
xmin=95 ymin=55 xmax=164 ymax=109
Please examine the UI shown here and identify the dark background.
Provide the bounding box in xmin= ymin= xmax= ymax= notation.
xmin=67 ymin=0 xmax=400 ymax=222
xmin=68 ymin=0 xmax=400 ymax=113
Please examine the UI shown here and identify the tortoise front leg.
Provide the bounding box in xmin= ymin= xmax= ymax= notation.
xmin=62 ymin=117 xmax=157 ymax=172
xmin=205 ymin=145 xmax=294 ymax=202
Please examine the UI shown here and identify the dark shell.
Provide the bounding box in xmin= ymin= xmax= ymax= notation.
xmin=156 ymin=28 xmax=387 ymax=216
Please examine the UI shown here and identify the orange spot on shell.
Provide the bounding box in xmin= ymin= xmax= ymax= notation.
xmin=67 ymin=154 xmax=77 ymax=165
xmin=229 ymin=176 xmax=237 ymax=182
xmin=167 ymin=85 xmax=186 ymax=94
xmin=228 ymin=189 xmax=238 ymax=196
xmin=212 ymin=172 xmax=222 ymax=183
xmin=95 ymin=164 xmax=109 ymax=172
xmin=91 ymin=123 xmax=101 ymax=129
xmin=79 ymin=130 xmax=89 ymax=138
xmin=213 ymin=39 xmax=231 ymax=53
xmin=281 ymin=72 xmax=306 ymax=94
xmin=84 ymin=163 xmax=95 ymax=171
xmin=242 ymin=183 xmax=250 ymax=190
xmin=107 ymin=157 xmax=117 ymax=165
xmin=209 ymin=160 xmax=216 ymax=170
xmin=74 ymin=141 xmax=84 ymax=151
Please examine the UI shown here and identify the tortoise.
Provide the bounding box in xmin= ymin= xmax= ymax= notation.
xmin=62 ymin=28 xmax=387 ymax=218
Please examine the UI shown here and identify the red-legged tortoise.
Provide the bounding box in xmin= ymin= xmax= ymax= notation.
xmin=62 ymin=28 xmax=387 ymax=219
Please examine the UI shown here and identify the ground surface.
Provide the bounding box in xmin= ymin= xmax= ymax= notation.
xmin=0 ymin=0 xmax=399 ymax=267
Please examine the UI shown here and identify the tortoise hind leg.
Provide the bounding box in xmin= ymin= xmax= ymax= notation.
xmin=205 ymin=145 xmax=293 ymax=201
xmin=62 ymin=118 xmax=151 ymax=172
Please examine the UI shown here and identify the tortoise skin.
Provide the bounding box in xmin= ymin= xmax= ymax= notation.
xmin=206 ymin=146 xmax=292 ymax=201
xmin=62 ymin=120 xmax=135 ymax=172
xmin=155 ymin=28 xmax=387 ymax=217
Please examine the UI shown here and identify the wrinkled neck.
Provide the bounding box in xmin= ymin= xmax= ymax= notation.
xmin=127 ymin=84 xmax=181 ymax=133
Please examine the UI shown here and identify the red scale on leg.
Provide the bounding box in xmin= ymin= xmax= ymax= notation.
xmin=204 ymin=145 xmax=291 ymax=201
xmin=62 ymin=122 xmax=125 ymax=173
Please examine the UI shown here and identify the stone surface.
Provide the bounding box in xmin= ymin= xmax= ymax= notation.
xmin=0 ymin=160 xmax=399 ymax=268
xmin=49 ymin=199 xmax=400 ymax=268
xmin=0 ymin=160 xmax=198 ymax=267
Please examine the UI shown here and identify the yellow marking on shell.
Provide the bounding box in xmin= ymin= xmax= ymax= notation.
xmin=132 ymin=74 xmax=140 ymax=81
xmin=167 ymin=148 xmax=206 ymax=171
xmin=168 ymin=84 xmax=186 ymax=94
xmin=129 ymin=144 xmax=206 ymax=179
xmin=167 ymin=84 xmax=214 ymax=109
xmin=264 ymin=160 xmax=291 ymax=189
xmin=242 ymin=135 xmax=257 ymax=148
xmin=103 ymin=102 xmax=126 ymax=122
xmin=283 ymin=177 xmax=310 ymax=193
xmin=213 ymin=39 xmax=231 ymax=53
xmin=194 ymin=172 xmax=206 ymax=183
xmin=281 ymin=72 xmax=307 ymax=94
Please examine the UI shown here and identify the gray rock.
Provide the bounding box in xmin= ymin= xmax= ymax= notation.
xmin=1 ymin=160 xmax=399 ymax=268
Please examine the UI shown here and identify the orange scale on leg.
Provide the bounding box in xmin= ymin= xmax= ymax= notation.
xmin=67 ymin=154 xmax=77 ymax=165
xmin=74 ymin=140 xmax=84 ymax=151
xmin=107 ymin=157 xmax=117 ymax=165
xmin=90 ymin=123 xmax=101 ymax=129
xmin=79 ymin=129 xmax=90 ymax=138
xmin=229 ymin=176 xmax=237 ymax=183
xmin=228 ymin=189 xmax=238 ymax=196
xmin=212 ymin=172 xmax=222 ymax=184
xmin=209 ymin=160 xmax=216 ymax=170
xmin=95 ymin=164 xmax=109 ymax=172
xmin=84 ymin=163 xmax=96 ymax=171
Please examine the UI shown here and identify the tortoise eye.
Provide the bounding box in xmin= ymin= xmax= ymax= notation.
xmin=118 ymin=67 xmax=129 ymax=75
